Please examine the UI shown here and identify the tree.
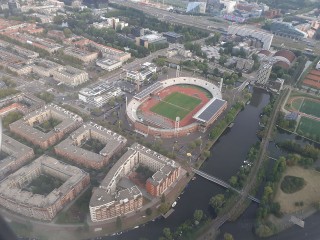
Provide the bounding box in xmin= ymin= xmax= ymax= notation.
xmin=163 ymin=228 xmax=172 ymax=240
xmin=146 ymin=208 xmax=152 ymax=216
xmin=116 ymin=216 xmax=122 ymax=230
xmin=63 ymin=28 xmax=72 ymax=38
xmin=193 ymin=209 xmax=203 ymax=223
xmin=224 ymin=233 xmax=234 ymax=240
xmin=210 ymin=194 xmax=225 ymax=212
xmin=161 ymin=194 xmax=166 ymax=203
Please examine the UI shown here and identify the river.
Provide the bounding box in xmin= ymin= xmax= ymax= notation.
xmin=103 ymin=88 xmax=319 ymax=240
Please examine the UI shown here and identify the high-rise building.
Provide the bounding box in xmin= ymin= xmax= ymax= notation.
xmin=256 ymin=63 xmax=272 ymax=85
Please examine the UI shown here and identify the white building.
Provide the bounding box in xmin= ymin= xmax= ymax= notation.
xmin=96 ymin=58 xmax=122 ymax=72
xmin=256 ymin=63 xmax=272 ymax=85
xmin=316 ymin=60 xmax=320 ymax=70
xmin=228 ymin=25 xmax=274 ymax=50
xmin=79 ymin=83 xmax=123 ymax=107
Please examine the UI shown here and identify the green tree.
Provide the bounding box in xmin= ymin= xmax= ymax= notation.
xmin=210 ymin=194 xmax=225 ymax=212
xmin=146 ymin=208 xmax=152 ymax=216
xmin=163 ymin=227 xmax=172 ymax=240
xmin=224 ymin=233 xmax=234 ymax=240
xmin=193 ymin=209 xmax=203 ymax=223
xmin=116 ymin=216 xmax=122 ymax=230
xmin=63 ymin=28 xmax=72 ymax=38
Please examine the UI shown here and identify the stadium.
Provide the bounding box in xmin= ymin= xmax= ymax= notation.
xmin=126 ymin=77 xmax=227 ymax=138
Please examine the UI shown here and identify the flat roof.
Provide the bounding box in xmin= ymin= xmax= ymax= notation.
xmin=134 ymin=81 xmax=163 ymax=101
xmin=163 ymin=32 xmax=183 ymax=38
xmin=193 ymin=98 xmax=226 ymax=123
xmin=55 ymin=123 xmax=127 ymax=163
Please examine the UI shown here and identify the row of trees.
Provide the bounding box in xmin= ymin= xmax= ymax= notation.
xmin=278 ymin=141 xmax=319 ymax=161
xmin=210 ymin=102 xmax=244 ymax=140
xmin=255 ymin=157 xmax=286 ymax=237
xmin=159 ymin=209 xmax=207 ymax=240
xmin=276 ymin=112 xmax=297 ymax=131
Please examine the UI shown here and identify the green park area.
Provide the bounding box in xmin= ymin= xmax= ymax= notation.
xmin=151 ymin=92 xmax=201 ymax=121
xmin=297 ymin=117 xmax=320 ymax=141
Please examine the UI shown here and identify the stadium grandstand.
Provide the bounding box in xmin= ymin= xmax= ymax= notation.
xmin=193 ymin=98 xmax=227 ymax=132
xmin=134 ymin=81 xmax=163 ymax=101
xmin=127 ymin=77 xmax=226 ymax=138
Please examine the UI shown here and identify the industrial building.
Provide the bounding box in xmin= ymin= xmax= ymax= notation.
xmin=9 ymin=104 xmax=83 ymax=149
xmin=228 ymin=25 xmax=273 ymax=50
xmin=55 ymin=123 xmax=127 ymax=169
xmin=136 ymin=34 xmax=167 ymax=48
xmin=0 ymin=155 xmax=90 ymax=221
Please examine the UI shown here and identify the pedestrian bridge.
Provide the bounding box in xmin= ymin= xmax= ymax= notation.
xmin=192 ymin=169 xmax=260 ymax=204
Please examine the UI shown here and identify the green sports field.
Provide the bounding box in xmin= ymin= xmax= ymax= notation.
xmin=297 ymin=117 xmax=320 ymax=141
xmin=299 ymin=99 xmax=320 ymax=118
xmin=150 ymin=92 xmax=201 ymax=121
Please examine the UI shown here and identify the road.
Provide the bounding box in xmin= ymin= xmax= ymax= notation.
xmin=111 ymin=0 xmax=320 ymax=54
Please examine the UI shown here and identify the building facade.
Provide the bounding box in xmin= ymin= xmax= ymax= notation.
xmin=9 ymin=104 xmax=83 ymax=149
xmin=89 ymin=143 xmax=181 ymax=222
xmin=0 ymin=155 xmax=90 ymax=221
xmin=55 ymin=123 xmax=127 ymax=169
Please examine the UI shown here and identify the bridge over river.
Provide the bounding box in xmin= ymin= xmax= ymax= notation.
xmin=192 ymin=168 xmax=260 ymax=204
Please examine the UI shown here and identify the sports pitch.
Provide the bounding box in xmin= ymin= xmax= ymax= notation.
xmin=297 ymin=117 xmax=320 ymax=140
xmin=300 ymin=99 xmax=320 ymax=118
xmin=150 ymin=92 xmax=201 ymax=121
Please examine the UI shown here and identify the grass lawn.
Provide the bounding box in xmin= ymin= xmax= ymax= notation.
xmin=297 ymin=117 xmax=320 ymax=140
xmin=300 ymin=99 xmax=320 ymax=118
xmin=178 ymin=84 xmax=213 ymax=98
xmin=274 ymin=166 xmax=320 ymax=214
xmin=291 ymin=98 xmax=303 ymax=111
xmin=151 ymin=92 xmax=201 ymax=120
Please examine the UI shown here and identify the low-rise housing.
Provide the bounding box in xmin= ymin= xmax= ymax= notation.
xmin=32 ymin=59 xmax=62 ymax=77
xmin=0 ymin=134 xmax=35 ymax=180
xmin=0 ymin=155 xmax=90 ymax=221
xmin=89 ymin=143 xmax=180 ymax=222
xmin=64 ymin=46 xmax=98 ymax=64
xmin=9 ymin=104 xmax=83 ymax=149
xmin=55 ymin=123 xmax=127 ymax=169
xmin=52 ymin=65 xmax=89 ymax=87
xmin=96 ymin=58 xmax=122 ymax=71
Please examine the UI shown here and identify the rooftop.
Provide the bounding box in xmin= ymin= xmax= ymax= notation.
xmin=193 ymin=98 xmax=227 ymax=123
xmin=0 ymin=155 xmax=89 ymax=208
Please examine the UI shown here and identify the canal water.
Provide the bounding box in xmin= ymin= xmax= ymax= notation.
xmin=103 ymin=88 xmax=270 ymax=240
xmin=103 ymin=88 xmax=320 ymax=240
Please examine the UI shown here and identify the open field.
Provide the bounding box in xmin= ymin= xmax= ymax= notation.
xmin=300 ymin=99 xmax=320 ymax=118
xmin=151 ymin=92 xmax=201 ymax=120
xmin=297 ymin=117 xmax=320 ymax=140
xmin=178 ymin=84 xmax=213 ymax=98
xmin=274 ymin=166 xmax=320 ymax=214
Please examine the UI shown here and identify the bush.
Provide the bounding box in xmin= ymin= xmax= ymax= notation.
xmin=280 ymin=175 xmax=305 ymax=194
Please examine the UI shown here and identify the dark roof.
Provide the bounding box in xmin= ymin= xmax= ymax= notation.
xmin=194 ymin=98 xmax=226 ymax=122
xmin=163 ymin=32 xmax=183 ymax=38
xmin=134 ymin=81 xmax=163 ymax=101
